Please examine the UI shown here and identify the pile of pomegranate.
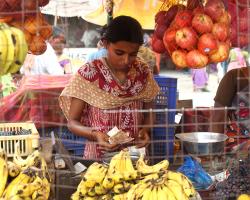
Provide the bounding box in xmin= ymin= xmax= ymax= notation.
xmin=228 ymin=0 xmax=249 ymax=48
xmin=152 ymin=0 xmax=232 ymax=69
xmin=0 ymin=0 xmax=52 ymax=55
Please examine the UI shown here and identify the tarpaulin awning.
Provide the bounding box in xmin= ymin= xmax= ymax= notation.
xmin=0 ymin=75 xmax=72 ymax=128
xmin=40 ymin=0 xmax=100 ymax=17
xmin=82 ymin=0 xmax=163 ymax=30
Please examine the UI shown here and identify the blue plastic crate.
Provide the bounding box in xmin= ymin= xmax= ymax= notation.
xmin=38 ymin=126 xmax=86 ymax=155
xmin=151 ymin=76 xmax=177 ymax=163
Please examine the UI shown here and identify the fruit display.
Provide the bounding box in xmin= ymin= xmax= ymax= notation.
xmin=227 ymin=0 xmax=250 ymax=47
xmin=0 ymin=22 xmax=28 ymax=75
xmin=0 ymin=146 xmax=51 ymax=199
xmin=152 ymin=0 xmax=232 ymax=69
xmin=0 ymin=0 xmax=52 ymax=56
xmin=71 ymin=149 xmax=197 ymax=200
xmin=213 ymin=158 xmax=250 ymax=199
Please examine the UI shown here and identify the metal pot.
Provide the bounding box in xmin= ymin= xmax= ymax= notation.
xmin=175 ymin=132 xmax=228 ymax=156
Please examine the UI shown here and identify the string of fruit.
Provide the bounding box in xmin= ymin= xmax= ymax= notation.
xmin=152 ymin=0 xmax=232 ymax=69
xmin=71 ymin=149 xmax=198 ymax=200
xmin=0 ymin=0 xmax=52 ymax=75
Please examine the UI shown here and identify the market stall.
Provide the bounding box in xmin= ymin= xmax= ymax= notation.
xmin=0 ymin=0 xmax=250 ymax=199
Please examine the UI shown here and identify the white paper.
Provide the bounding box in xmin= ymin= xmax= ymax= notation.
xmin=107 ymin=126 xmax=120 ymax=137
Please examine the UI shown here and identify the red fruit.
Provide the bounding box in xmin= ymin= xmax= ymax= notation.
xmin=155 ymin=11 xmax=167 ymax=25
xmin=192 ymin=13 xmax=213 ymax=34
xmin=24 ymin=0 xmax=39 ymax=11
xmin=227 ymin=1 xmax=237 ymax=19
xmin=163 ymin=28 xmax=177 ymax=54
xmin=0 ymin=1 xmax=10 ymax=12
xmin=154 ymin=24 xmax=168 ymax=40
xmin=212 ymin=23 xmax=229 ymax=42
xmin=187 ymin=0 xmax=202 ymax=10
xmin=238 ymin=0 xmax=249 ymax=7
xmin=217 ymin=10 xmax=231 ymax=25
xmin=175 ymin=27 xmax=198 ymax=50
xmin=171 ymin=50 xmax=188 ymax=68
xmin=209 ymin=42 xmax=230 ymax=63
xmin=239 ymin=8 xmax=249 ymax=32
xmin=5 ymin=0 xmax=21 ymax=11
xmin=173 ymin=10 xmax=193 ymax=29
xmin=204 ymin=0 xmax=225 ymax=22
xmin=198 ymin=33 xmax=218 ymax=55
xmin=166 ymin=5 xmax=183 ymax=22
xmin=151 ymin=35 xmax=166 ymax=54
xmin=38 ymin=0 xmax=50 ymax=7
xmin=192 ymin=6 xmax=205 ymax=15
xmin=239 ymin=34 xmax=248 ymax=47
xmin=186 ymin=50 xmax=209 ymax=68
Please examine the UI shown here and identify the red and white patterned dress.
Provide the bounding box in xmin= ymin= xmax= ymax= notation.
xmin=59 ymin=58 xmax=160 ymax=159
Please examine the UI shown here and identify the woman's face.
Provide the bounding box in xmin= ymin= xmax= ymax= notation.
xmin=105 ymin=41 xmax=140 ymax=70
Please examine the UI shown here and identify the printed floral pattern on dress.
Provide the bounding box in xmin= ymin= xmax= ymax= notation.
xmin=78 ymin=58 xmax=149 ymax=98
xmin=78 ymin=63 xmax=98 ymax=80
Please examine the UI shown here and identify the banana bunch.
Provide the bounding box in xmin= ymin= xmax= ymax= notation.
xmin=13 ymin=143 xmax=42 ymax=170
xmin=136 ymin=154 xmax=169 ymax=175
xmin=2 ymin=166 xmax=50 ymax=200
xmin=0 ymin=22 xmax=28 ymax=75
xmin=71 ymin=150 xmax=197 ymax=200
xmin=127 ymin=170 xmax=197 ymax=200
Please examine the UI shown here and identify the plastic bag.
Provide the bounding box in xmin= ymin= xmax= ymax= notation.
xmin=177 ymin=156 xmax=213 ymax=190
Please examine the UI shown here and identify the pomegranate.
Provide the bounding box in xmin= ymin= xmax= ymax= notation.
xmin=172 ymin=9 xmax=193 ymax=29
xmin=217 ymin=10 xmax=231 ymax=25
xmin=163 ymin=28 xmax=177 ymax=54
xmin=38 ymin=0 xmax=50 ymax=7
xmin=171 ymin=50 xmax=188 ymax=68
xmin=175 ymin=27 xmax=198 ymax=50
xmin=212 ymin=23 xmax=229 ymax=42
xmin=155 ymin=11 xmax=167 ymax=25
xmin=155 ymin=24 xmax=168 ymax=40
xmin=151 ymin=35 xmax=166 ymax=54
xmin=192 ymin=6 xmax=205 ymax=15
xmin=198 ymin=33 xmax=218 ymax=55
xmin=187 ymin=0 xmax=202 ymax=10
xmin=204 ymin=0 xmax=225 ymax=22
xmin=209 ymin=42 xmax=230 ymax=63
xmin=186 ymin=49 xmax=209 ymax=68
xmin=192 ymin=13 xmax=213 ymax=34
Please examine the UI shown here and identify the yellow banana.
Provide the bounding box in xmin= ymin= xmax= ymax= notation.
xmin=0 ymin=26 xmax=8 ymax=75
xmin=166 ymin=170 xmax=196 ymax=198
xmin=0 ymin=23 xmax=15 ymax=74
xmin=136 ymin=154 xmax=169 ymax=175
xmin=0 ymin=150 xmax=8 ymax=197
xmin=87 ymin=187 xmax=96 ymax=197
xmin=94 ymin=183 xmax=107 ymax=195
xmin=161 ymin=183 xmax=177 ymax=200
xmin=2 ymin=168 xmax=36 ymax=199
xmin=71 ymin=191 xmax=80 ymax=200
xmin=83 ymin=162 xmax=107 ymax=187
xmin=100 ymin=194 xmax=112 ymax=200
xmin=102 ymin=176 xmax=115 ymax=190
xmin=166 ymin=179 xmax=189 ymax=200
xmin=8 ymin=26 xmax=28 ymax=74
xmin=113 ymin=192 xmax=127 ymax=200
xmin=113 ymin=183 xmax=125 ymax=194
xmin=141 ymin=185 xmax=154 ymax=200
xmin=7 ymin=161 xmax=21 ymax=177
xmin=156 ymin=185 xmax=169 ymax=200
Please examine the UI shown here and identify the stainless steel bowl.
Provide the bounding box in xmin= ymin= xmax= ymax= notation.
xmin=175 ymin=132 xmax=228 ymax=155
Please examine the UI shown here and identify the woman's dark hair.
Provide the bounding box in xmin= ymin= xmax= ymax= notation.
xmin=103 ymin=15 xmax=143 ymax=45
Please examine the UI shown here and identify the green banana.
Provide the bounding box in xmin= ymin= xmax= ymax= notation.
xmin=7 ymin=26 xmax=28 ymax=74
xmin=0 ymin=23 xmax=15 ymax=75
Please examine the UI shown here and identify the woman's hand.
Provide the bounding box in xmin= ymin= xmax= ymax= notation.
xmin=95 ymin=131 xmax=120 ymax=153
xmin=135 ymin=128 xmax=150 ymax=148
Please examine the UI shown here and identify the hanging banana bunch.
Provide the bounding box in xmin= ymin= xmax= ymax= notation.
xmin=104 ymin=0 xmax=114 ymax=24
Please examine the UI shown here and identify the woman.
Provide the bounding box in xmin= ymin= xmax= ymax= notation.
xmin=212 ymin=67 xmax=250 ymax=152
xmin=59 ymin=16 xmax=160 ymax=159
